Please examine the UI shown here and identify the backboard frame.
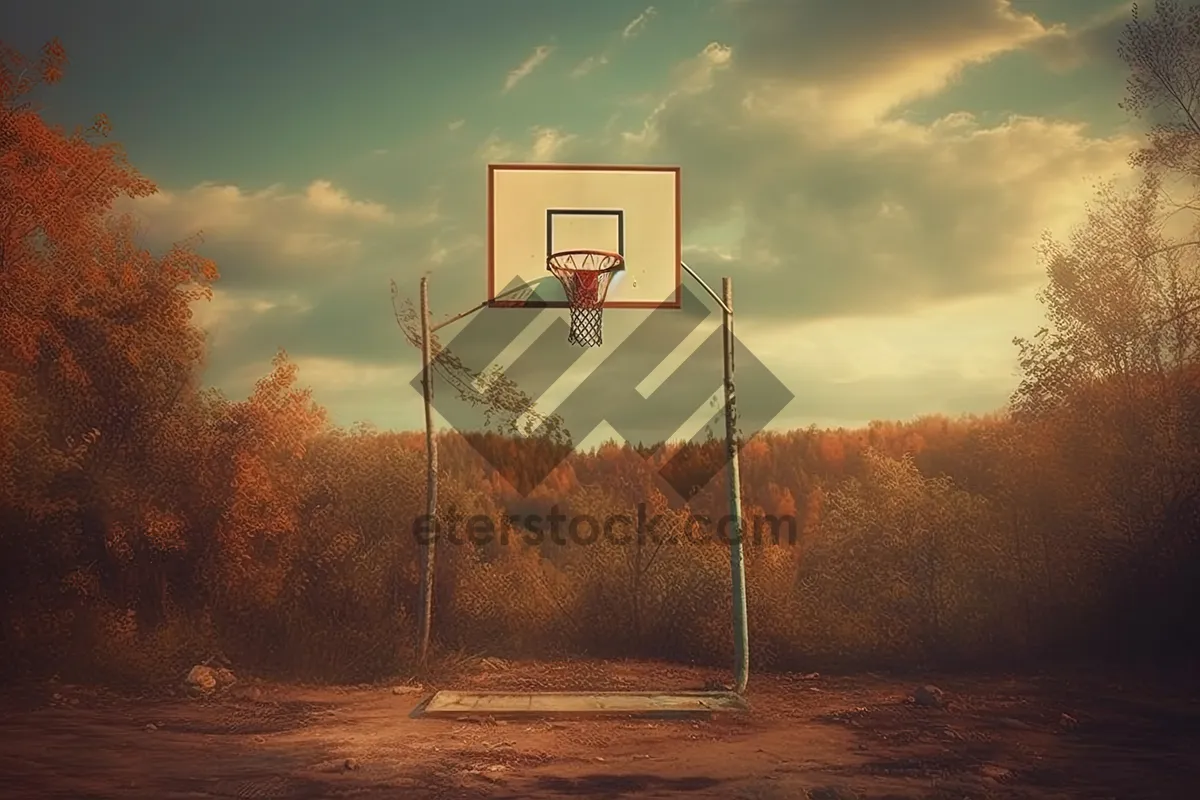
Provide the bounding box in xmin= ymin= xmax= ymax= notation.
xmin=486 ymin=163 xmax=682 ymax=310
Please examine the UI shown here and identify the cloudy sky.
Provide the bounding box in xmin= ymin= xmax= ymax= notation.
xmin=4 ymin=0 xmax=1147 ymax=443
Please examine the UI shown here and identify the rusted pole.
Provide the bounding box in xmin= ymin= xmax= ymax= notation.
xmin=722 ymin=277 xmax=749 ymax=694
xmin=418 ymin=277 xmax=437 ymax=664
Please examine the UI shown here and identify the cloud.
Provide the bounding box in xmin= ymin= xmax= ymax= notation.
xmin=529 ymin=127 xmax=578 ymax=161
xmin=1029 ymin=3 xmax=1130 ymax=71
xmin=570 ymin=54 xmax=609 ymax=78
xmin=730 ymin=287 xmax=1052 ymax=428
xmin=119 ymin=177 xmax=449 ymax=407
xmin=504 ymin=44 xmax=554 ymax=92
xmin=673 ymin=41 xmax=733 ymax=92
xmin=448 ymin=119 xmax=466 ymax=131
xmin=129 ymin=179 xmax=415 ymax=232
xmin=611 ymin=2 xmax=1136 ymax=324
xmin=729 ymin=0 xmax=1064 ymax=128
xmin=571 ymin=6 xmax=658 ymax=79
xmin=477 ymin=127 xmax=581 ymax=163
xmin=477 ymin=133 xmax=515 ymax=162
xmin=190 ymin=267 xmax=437 ymax=411
xmin=622 ymin=6 xmax=658 ymax=39
xmin=189 ymin=290 xmax=313 ymax=350
xmin=621 ymin=43 xmax=734 ymax=147
xmin=302 ymin=180 xmax=395 ymax=223
xmin=122 ymin=181 xmax=437 ymax=290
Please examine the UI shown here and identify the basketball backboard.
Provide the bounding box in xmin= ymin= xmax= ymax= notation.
xmin=487 ymin=164 xmax=681 ymax=309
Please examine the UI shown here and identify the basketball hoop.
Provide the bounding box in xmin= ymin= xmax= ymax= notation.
xmin=546 ymin=249 xmax=624 ymax=347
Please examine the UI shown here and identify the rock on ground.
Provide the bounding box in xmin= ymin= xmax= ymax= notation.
xmin=911 ymin=684 xmax=945 ymax=708
xmin=184 ymin=664 xmax=237 ymax=695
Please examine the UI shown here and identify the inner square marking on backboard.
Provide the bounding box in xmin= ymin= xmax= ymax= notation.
xmin=546 ymin=209 xmax=625 ymax=257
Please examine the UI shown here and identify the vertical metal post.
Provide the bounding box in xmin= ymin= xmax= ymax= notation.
xmin=722 ymin=277 xmax=749 ymax=693
xmin=418 ymin=277 xmax=437 ymax=664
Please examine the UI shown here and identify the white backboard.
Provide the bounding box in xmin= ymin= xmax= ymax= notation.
xmin=487 ymin=164 xmax=681 ymax=309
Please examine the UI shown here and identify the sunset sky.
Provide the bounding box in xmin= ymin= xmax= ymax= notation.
xmin=3 ymin=0 xmax=1145 ymax=443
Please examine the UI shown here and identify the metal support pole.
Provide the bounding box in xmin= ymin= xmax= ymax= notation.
xmin=722 ymin=277 xmax=749 ymax=694
xmin=418 ymin=277 xmax=437 ymax=664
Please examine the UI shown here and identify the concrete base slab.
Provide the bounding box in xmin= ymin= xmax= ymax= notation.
xmin=420 ymin=690 xmax=749 ymax=719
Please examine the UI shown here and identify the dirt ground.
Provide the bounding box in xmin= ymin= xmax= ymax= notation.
xmin=1 ymin=659 xmax=1197 ymax=799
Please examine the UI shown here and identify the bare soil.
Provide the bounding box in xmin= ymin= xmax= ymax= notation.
xmin=1 ymin=659 xmax=1197 ymax=799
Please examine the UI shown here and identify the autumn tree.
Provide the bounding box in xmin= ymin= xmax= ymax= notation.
xmin=1120 ymin=1 xmax=1200 ymax=180
xmin=0 ymin=39 xmax=230 ymax=681
xmin=798 ymin=450 xmax=1007 ymax=664
xmin=997 ymin=0 xmax=1200 ymax=656
xmin=1119 ymin=0 xmax=1200 ymax=325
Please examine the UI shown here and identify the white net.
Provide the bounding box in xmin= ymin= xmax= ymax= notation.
xmin=546 ymin=250 xmax=624 ymax=347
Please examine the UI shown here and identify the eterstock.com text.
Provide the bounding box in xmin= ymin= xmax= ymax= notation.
xmin=411 ymin=503 xmax=799 ymax=547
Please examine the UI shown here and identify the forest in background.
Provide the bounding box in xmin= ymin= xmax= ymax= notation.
xmin=2 ymin=2 xmax=1199 ymax=685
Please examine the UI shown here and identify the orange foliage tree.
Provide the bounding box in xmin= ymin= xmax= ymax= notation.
xmin=1 ymin=40 xmax=217 ymax=629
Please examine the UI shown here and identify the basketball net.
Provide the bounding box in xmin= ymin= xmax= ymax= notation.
xmin=546 ymin=250 xmax=623 ymax=347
